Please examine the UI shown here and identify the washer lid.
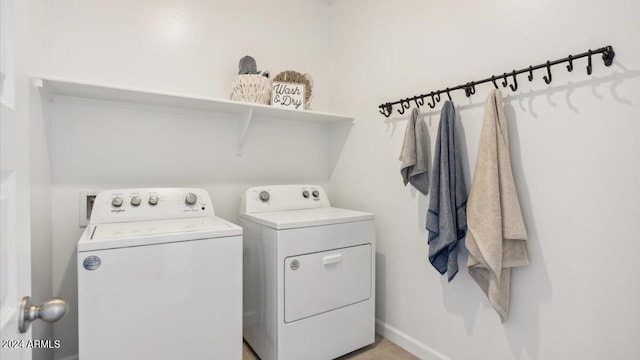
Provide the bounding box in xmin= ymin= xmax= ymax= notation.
xmin=239 ymin=207 xmax=374 ymax=230
xmin=78 ymin=217 xmax=242 ymax=252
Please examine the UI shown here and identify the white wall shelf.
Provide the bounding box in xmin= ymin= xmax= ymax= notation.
xmin=35 ymin=77 xmax=354 ymax=155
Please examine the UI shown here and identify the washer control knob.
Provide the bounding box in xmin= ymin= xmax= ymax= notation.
xmin=111 ymin=197 xmax=123 ymax=207
xmin=148 ymin=195 xmax=159 ymax=206
xmin=302 ymin=190 xmax=310 ymax=198
xmin=312 ymin=190 xmax=320 ymax=198
xmin=130 ymin=196 xmax=141 ymax=207
xmin=185 ymin=193 xmax=197 ymax=205
xmin=259 ymin=191 xmax=270 ymax=202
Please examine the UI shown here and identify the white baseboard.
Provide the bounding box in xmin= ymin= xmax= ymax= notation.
xmin=375 ymin=319 xmax=452 ymax=360
xmin=55 ymin=355 xmax=78 ymax=360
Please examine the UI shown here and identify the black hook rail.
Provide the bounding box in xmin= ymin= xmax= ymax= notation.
xmin=378 ymin=45 xmax=615 ymax=117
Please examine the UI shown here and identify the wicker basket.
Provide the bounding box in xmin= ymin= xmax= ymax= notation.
xmin=231 ymin=75 xmax=272 ymax=104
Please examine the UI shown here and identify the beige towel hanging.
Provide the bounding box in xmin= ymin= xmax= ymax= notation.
xmin=399 ymin=108 xmax=429 ymax=195
xmin=466 ymin=89 xmax=529 ymax=322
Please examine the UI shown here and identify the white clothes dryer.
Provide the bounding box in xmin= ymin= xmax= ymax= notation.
xmin=240 ymin=185 xmax=375 ymax=360
xmin=77 ymin=188 xmax=242 ymax=360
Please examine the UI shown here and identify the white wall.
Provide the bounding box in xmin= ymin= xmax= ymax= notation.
xmin=40 ymin=0 xmax=331 ymax=111
xmin=328 ymin=0 xmax=640 ymax=359
xmin=35 ymin=0 xmax=640 ymax=359
xmin=39 ymin=1 xmax=335 ymax=359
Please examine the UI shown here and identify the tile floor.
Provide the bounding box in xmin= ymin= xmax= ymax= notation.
xmin=242 ymin=335 xmax=418 ymax=359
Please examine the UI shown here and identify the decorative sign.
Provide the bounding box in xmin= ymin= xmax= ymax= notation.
xmin=271 ymin=82 xmax=305 ymax=110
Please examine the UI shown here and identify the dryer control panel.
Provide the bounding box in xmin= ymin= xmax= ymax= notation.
xmin=241 ymin=185 xmax=331 ymax=214
xmin=90 ymin=188 xmax=215 ymax=224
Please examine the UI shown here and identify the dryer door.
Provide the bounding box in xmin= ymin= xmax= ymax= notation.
xmin=284 ymin=244 xmax=371 ymax=323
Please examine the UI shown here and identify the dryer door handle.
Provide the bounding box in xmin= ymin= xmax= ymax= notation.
xmin=322 ymin=254 xmax=343 ymax=265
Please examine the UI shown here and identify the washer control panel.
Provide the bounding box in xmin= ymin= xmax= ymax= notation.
xmin=241 ymin=185 xmax=330 ymax=213
xmin=90 ymin=188 xmax=215 ymax=224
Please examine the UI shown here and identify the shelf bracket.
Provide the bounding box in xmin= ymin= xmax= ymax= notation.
xmin=237 ymin=109 xmax=253 ymax=156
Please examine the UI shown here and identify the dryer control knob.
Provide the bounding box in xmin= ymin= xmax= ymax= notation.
xmin=111 ymin=197 xmax=123 ymax=207
xmin=148 ymin=195 xmax=159 ymax=206
xmin=130 ymin=196 xmax=141 ymax=207
xmin=185 ymin=193 xmax=197 ymax=205
xmin=312 ymin=190 xmax=320 ymax=198
xmin=302 ymin=190 xmax=310 ymax=198
xmin=259 ymin=191 xmax=270 ymax=202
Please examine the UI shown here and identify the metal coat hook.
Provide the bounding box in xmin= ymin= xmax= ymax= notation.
xmin=379 ymin=104 xmax=391 ymax=118
xmin=380 ymin=103 xmax=393 ymax=117
xmin=464 ymin=82 xmax=476 ymax=97
xmin=509 ymin=70 xmax=518 ymax=91
xmin=397 ymin=99 xmax=410 ymax=115
xmin=602 ymin=45 xmax=615 ymax=66
xmin=543 ymin=61 xmax=552 ymax=84
xmin=377 ymin=45 xmax=617 ymax=117
xmin=427 ymin=92 xmax=437 ymax=108
xmin=567 ymin=55 xmax=574 ymax=72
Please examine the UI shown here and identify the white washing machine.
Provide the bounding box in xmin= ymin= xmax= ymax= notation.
xmin=240 ymin=185 xmax=375 ymax=360
xmin=77 ymin=188 xmax=242 ymax=360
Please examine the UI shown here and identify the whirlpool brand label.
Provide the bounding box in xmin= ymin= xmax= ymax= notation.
xmin=83 ymin=256 xmax=101 ymax=271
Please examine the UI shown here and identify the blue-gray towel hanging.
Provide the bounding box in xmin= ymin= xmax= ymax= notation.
xmin=425 ymin=101 xmax=467 ymax=282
